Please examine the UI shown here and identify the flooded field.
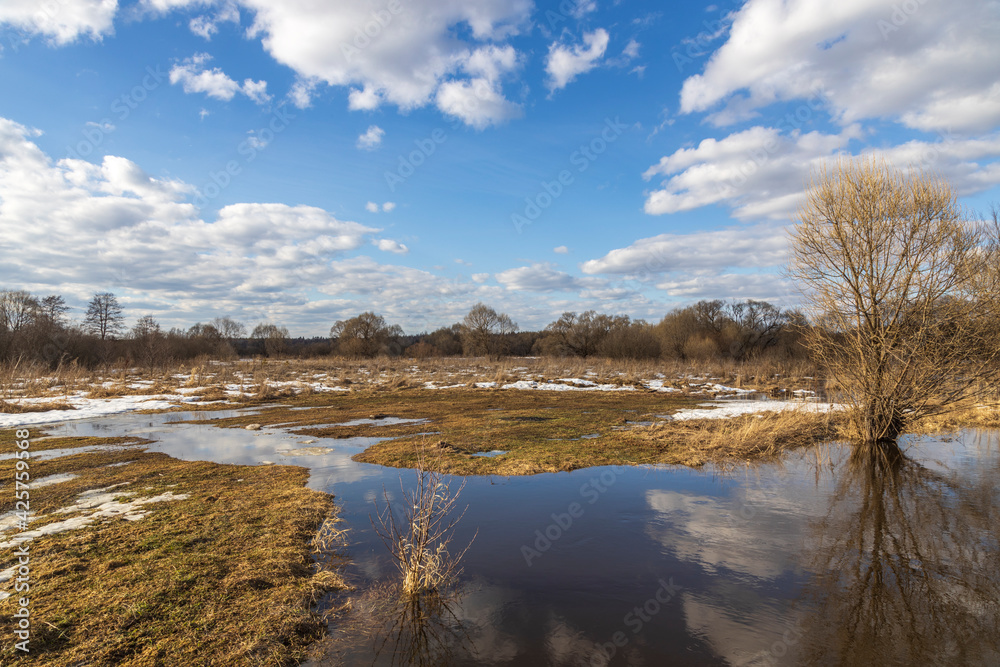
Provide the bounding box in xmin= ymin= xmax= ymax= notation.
xmin=38 ymin=407 xmax=1000 ymax=666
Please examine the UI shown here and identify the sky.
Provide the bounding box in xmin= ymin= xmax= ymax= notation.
xmin=1 ymin=0 xmax=998 ymax=337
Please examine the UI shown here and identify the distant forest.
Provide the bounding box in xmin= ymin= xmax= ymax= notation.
xmin=0 ymin=289 xmax=808 ymax=368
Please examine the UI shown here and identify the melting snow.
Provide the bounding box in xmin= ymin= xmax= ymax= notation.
xmin=666 ymin=401 xmax=843 ymax=421
xmin=0 ymin=484 xmax=190 ymax=550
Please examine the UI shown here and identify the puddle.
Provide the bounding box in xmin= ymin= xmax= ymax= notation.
xmin=469 ymin=450 xmax=508 ymax=458
xmin=19 ymin=408 xmax=1000 ymax=665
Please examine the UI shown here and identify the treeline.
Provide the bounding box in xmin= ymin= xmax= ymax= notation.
xmin=1 ymin=288 xmax=807 ymax=368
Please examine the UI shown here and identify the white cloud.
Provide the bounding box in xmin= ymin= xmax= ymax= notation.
xmin=373 ymin=239 xmax=409 ymax=254
xmin=581 ymin=224 xmax=787 ymax=277
xmin=289 ymin=78 xmax=319 ymax=109
xmin=496 ymin=263 xmax=602 ymax=292
xmin=169 ymin=53 xmax=240 ymax=101
xmin=642 ymin=124 xmax=1000 ymax=220
xmin=169 ymin=53 xmax=271 ymax=105
xmin=654 ymin=273 xmax=793 ymax=301
xmin=553 ymin=245 xmax=569 ymax=254
xmin=189 ymin=15 xmax=218 ymax=40
xmin=239 ymin=0 xmax=531 ymax=126
xmin=435 ymin=45 xmax=522 ymax=128
xmin=471 ymin=273 xmax=490 ymax=283
xmin=348 ymin=86 xmax=381 ymax=111
xmin=545 ymin=28 xmax=610 ymax=92
xmin=679 ymin=0 xmax=1000 ymax=133
xmin=187 ymin=2 xmax=240 ymax=40
xmin=356 ymin=125 xmax=385 ymax=150
xmin=241 ymin=78 xmax=271 ymax=104
xmin=0 ymin=0 xmax=117 ymax=44
xmin=365 ymin=200 xmax=395 ymax=213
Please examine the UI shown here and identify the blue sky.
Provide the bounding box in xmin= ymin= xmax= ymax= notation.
xmin=1 ymin=0 xmax=998 ymax=336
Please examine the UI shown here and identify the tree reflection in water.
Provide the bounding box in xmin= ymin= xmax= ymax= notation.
xmin=801 ymin=442 xmax=1000 ymax=665
xmin=371 ymin=587 xmax=473 ymax=666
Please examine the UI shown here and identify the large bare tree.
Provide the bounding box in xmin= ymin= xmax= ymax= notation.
xmin=330 ymin=312 xmax=402 ymax=358
xmin=788 ymin=158 xmax=1000 ymax=444
xmin=84 ymin=292 xmax=125 ymax=340
xmin=460 ymin=303 xmax=517 ymax=360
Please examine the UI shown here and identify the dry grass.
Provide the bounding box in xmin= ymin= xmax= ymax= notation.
xmin=0 ymin=399 xmax=76 ymax=413
xmin=911 ymin=400 xmax=1000 ymax=434
xmin=628 ymin=408 xmax=847 ymax=467
xmin=372 ymin=466 xmax=475 ymax=597
xmin=0 ymin=431 xmax=349 ymax=666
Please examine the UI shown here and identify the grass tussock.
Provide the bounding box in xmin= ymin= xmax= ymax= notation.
xmin=0 ymin=431 xmax=348 ymax=666
xmin=372 ymin=467 xmax=475 ymax=597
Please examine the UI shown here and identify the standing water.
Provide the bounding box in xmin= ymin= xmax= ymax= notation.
xmin=45 ymin=410 xmax=1000 ymax=666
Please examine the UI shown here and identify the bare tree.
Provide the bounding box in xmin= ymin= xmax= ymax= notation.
xmin=460 ymin=303 xmax=517 ymax=360
xmin=788 ymin=158 xmax=1000 ymax=445
xmin=211 ymin=316 xmax=246 ymax=358
xmin=0 ymin=290 xmax=40 ymax=333
xmin=543 ymin=311 xmax=615 ymax=358
xmin=131 ymin=315 xmax=165 ymax=370
xmin=84 ymin=292 xmax=125 ymax=340
xmin=251 ymin=322 xmax=289 ymax=358
xmin=331 ymin=311 xmax=402 ymax=358
xmin=39 ymin=295 xmax=69 ymax=325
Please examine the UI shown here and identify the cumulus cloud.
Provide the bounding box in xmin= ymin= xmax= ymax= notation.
xmin=642 ymin=124 xmax=1000 ymax=220
xmin=0 ymin=0 xmax=117 ymax=44
xmin=187 ymin=2 xmax=240 ymax=40
xmin=240 ymin=0 xmax=531 ymax=127
xmin=365 ymin=200 xmax=395 ymax=213
xmin=581 ymin=224 xmax=787 ymax=277
xmin=168 ymin=53 xmax=271 ymax=105
xmin=169 ymin=53 xmax=241 ymax=100
xmin=0 ymin=116 xmax=405 ymax=323
xmin=496 ymin=263 xmax=603 ymax=292
xmin=545 ymin=28 xmax=609 ymax=92
xmin=289 ymin=78 xmax=319 ymax=109
xmin=356 ymin=125 xmax=385 ymax=150
xmin=553 ymin=245 xmax=569 ymax=254
xmin=435 ymin=45 xmax=522 ymax=128
xmin=373 ymin=239 xmax=409 ymax=254
xmin=679 ymin=0 xmax=1000 ymax=133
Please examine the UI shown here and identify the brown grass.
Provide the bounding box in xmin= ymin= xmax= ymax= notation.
xmin=0 ymin=430 xmax=348 ymax=666
xmin=627 ymin=408 xmax=847 ymax=467
xmin=0 ymin=399 xmax=76 ymax=413
xmin=911 ymin=401 xmax=1000 ymax=434
xmin=372 ymin=466 xmax=474 ymax=597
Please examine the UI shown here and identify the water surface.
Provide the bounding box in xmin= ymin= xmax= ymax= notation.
xmin=42 ymin=410 xmax=1000 ymax=666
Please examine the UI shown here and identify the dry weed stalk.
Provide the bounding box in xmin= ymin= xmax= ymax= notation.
xmin=371 ymin=465 xmax=476 ymax=597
